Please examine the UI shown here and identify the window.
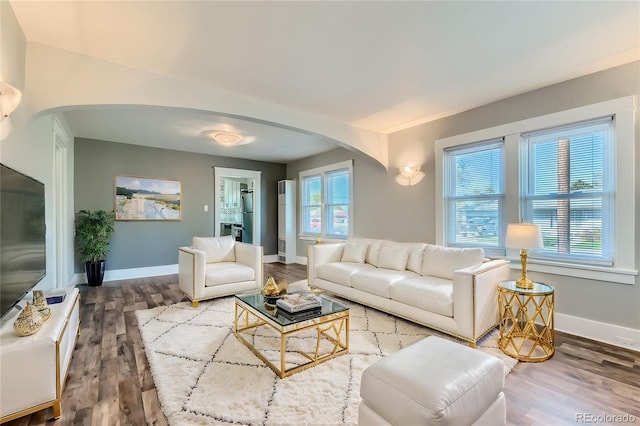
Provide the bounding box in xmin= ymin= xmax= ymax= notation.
xmin=522 ymin=117 xmax=613 ymax=265
xmin=300 ymin=160 xmax=352 ymax=239
xmin=444 ymin=140 xmax=504 ymax=254
xmin=435 ymin=97 xmax=635 ymax=284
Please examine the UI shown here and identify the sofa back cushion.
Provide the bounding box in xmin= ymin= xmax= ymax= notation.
xmin=341 ymin=241 xmax=369 ymax=263
xmin=421 ymin=244 xmax=484 ymax=279
xmin=377 ymin=245 xmax=409 ymax=271
xmin=405 ymin=243 xmax=427 ymax=274
xmin=349 ymin=238 xmax=382 ymax=267
xmin=193 ymin=236 xmax=236 ymax=263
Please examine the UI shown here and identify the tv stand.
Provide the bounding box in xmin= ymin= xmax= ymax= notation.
xmin=0 ymin=287 xmax=80 ymax=422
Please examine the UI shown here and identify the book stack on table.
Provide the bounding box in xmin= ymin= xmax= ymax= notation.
xmin=276 ymin=293 xmax=322 ymax=320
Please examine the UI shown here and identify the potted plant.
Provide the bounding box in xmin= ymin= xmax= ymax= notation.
xmin=75 ymin=210 xmax=115 ymax=286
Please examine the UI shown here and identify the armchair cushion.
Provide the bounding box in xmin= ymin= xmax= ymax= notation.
xmin=193 ymin=236 xmax=236 ymax=263
xmin=205 ymin=262 xmax=255 ymax=287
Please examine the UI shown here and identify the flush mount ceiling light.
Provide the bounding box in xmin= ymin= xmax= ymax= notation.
xmin=207 ymin=130 xmax=244 ymax=146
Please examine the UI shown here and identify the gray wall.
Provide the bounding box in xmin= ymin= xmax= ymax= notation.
xmin=289 ymin=61 xmax=640 ymax=330
xmin=74 ymin=138 xmax=285 ymax=271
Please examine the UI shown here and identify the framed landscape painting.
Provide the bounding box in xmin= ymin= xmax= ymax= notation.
xmin=115 ymin=176 xmax=182 ymax=221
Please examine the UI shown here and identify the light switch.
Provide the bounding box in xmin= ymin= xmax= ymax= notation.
xmin=204 ymin=205 xmax=209 ymax=212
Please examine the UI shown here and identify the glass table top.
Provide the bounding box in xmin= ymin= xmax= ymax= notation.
xmin=235 ymin=292 xmax=349 ymax=327
xmin=498 ymin=280 xmax=554 ymax=295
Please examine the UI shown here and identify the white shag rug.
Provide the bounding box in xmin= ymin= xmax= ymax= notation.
xmin=136 ymin=296 xmax=517 ymax=426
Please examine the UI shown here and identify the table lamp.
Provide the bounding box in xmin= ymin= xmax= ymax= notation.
xmin=505 ymin=223 xmax=543 ymax=289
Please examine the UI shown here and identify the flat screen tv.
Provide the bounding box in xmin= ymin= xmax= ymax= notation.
xmin=0 ymin=163 xmax=46 ymax=319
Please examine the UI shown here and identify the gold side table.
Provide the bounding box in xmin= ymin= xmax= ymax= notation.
xmin=497 ymin=280 xmax=554 ymax=362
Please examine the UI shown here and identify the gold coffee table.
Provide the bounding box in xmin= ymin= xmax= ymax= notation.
xmin=234 ymin=292 xmax=349 ymax=378
xmin=497 ymin=280 xmax=554 ymax=362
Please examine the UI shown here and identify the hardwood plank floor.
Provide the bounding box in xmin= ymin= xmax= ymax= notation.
xmin=4 ymin=263 xmax=638 ymax=425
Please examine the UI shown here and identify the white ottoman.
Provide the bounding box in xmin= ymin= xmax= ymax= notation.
xmin=359 ymin=336 xmax=506 ymax=426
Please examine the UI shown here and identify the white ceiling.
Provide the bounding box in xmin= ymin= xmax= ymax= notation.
xmin=9 ymin=1 xmax=640 ymax=163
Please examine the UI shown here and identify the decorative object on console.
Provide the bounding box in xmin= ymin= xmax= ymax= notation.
xmin=395 ymin=164 xmax=425 ymax=186
xmin=45 ymin=288 xmax=67 ymax=305
xmin=32 ymin=290 xmax=51 ymax=321
xmin=13 ymin=303 xmax=44 ymax=337
xmin=505 ymin=223 xmax=543 ymax=289
xmin=75 ymin=210 xmax=116 ymax=286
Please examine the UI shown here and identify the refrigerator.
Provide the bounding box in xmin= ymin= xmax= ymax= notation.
xmin=241 ymin=190 xmax=253 ymax=243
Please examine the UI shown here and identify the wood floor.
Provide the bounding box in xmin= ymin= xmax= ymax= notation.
xmin=4 ymin=263 xmax=638 ymax=425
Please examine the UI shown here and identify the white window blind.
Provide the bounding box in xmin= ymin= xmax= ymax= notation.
xmin=522 ymin=116 xmax=613 ymax=265
xmin=444 ymin=139 xmax=504 ymax=252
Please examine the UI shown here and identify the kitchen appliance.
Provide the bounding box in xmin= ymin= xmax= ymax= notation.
xmin=241 ymin=190 xmax=253 ymax=243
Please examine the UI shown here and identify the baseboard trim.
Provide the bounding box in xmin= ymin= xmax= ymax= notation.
xmin=556 ymin=313 xmax=640 ymax=351
xmin=70 ymin=263 xmax=638 ymax=352
xmin=71 ymin=264 xmax=179 ymax=285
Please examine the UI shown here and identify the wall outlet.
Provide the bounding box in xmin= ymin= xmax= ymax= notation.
xmin=613 ymin=336 xmax=637 ymax=349
xmin=204 ymin=205 xmax=209 ymax=212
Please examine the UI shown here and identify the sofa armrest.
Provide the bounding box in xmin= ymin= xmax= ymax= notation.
xmin=307 ymin=243 xmax=345 ymax=280
xmin=452 ymin=259 xmax=510 ymax=342
xmin=234 ymin=243 xmax=264 ymax=287
xmin=178 ymin=246 xmax=206 ymax=300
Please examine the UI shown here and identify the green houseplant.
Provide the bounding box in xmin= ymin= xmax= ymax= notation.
xmin=75 ymin=210 xmax=115 ymax=286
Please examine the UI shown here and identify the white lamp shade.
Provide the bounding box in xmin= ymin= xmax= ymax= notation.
xmin=505 ymin=223 xmax=543 ymax=249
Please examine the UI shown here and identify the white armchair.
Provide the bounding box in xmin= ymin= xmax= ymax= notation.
xmin=178 ymin=236 xmax=263 ymax=307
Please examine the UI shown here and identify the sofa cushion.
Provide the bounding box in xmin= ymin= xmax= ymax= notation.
xmin=193 ymin=236 xmax=236 ymax=263
xmin=421 ymin=244 xmax=484 ymax=280
xmin=341 ymin=241 xmax=368 ymax=263
xmin=391 ymin=276 xmax=454 ymax=317
xmin=350 ymin=238 xmax=382 ymax=267
xmin=405 ymin=243 xmax=427 ymax=274
xmin=351 ymin=269 xmax=418 ymax=298
xmin=317 ymin=262 xmax=375 ymax=287
xmin=204 ymin=262 xmax=254 ymax=286
xmin=377 ymin=245 xmax=409 ymax=271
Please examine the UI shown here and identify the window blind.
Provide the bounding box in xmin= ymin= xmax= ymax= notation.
xmin=522 ymin=116 xmax=613 ymax=264
xmin=444 ymin=139 xmax=504 ymax=250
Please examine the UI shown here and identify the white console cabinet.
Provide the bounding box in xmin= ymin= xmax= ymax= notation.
xmin=0 ymin=287 xmax=80 ymax=422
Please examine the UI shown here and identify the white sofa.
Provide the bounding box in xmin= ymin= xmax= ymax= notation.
xmin=308 ymin=238 xmax=510 ymax=346
xmin=178 ymin=236 xmax=263 ymax=307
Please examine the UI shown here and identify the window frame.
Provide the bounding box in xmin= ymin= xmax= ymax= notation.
xmin=520 ymin=117 xmax=614 ymax=266
xmin=443 ymin=139 xmax=505 ymax=257
xmin=435 ymin=96 xmax=636 ymax=285
xmin=299 ymin=160 xmax=353 ymax=240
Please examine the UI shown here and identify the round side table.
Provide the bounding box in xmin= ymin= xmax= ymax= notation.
xmin=497 ymin=280 xmax=555 ymax=362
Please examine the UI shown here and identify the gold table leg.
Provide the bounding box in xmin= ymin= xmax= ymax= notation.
xmin=498 ymin=288 xmax=554 ymax=362
xmin=234 ymin=299 xmax=349 ymax=378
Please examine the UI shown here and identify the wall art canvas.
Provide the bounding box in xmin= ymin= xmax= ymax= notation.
xmin=115 ymin=176 xmax=181 ymax=221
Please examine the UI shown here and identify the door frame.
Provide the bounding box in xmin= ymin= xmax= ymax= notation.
xmin=213 ymin=167 xmax=262 ymax=245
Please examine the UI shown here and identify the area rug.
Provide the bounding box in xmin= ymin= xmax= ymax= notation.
xmin=136 ymin=296 xmax=517 ymax=425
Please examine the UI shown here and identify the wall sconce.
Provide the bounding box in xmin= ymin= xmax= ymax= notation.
xmin=0 ymin=81 xmax=22 ymax=120
xmin=395 ymin=165 xmax=425 ymax=186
